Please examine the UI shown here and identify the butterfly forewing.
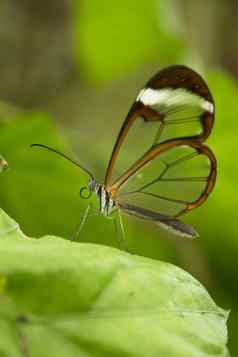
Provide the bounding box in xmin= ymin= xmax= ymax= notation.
xmin=104 ymin=65 xmax=216 ymax=225
xmin=105 ymin=65 xmax=214 ymax=187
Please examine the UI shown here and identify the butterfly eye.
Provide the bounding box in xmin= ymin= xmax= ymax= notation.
xmin=80 ymin=186 xmax=92 ymax=199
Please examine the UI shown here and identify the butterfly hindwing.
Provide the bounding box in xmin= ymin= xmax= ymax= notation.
xmin=118 ymin=202 xmax=198 ymax=238
xmin=113 ymin=140 xmax=216 ymax=217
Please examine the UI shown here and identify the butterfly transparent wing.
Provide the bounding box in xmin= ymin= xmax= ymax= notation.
xmin=116 ymin=141 xmax=216 ymax=217
xmin=105 ymin=66 xmax=214 ymax=188
xmin=104 ymin=65 xmax=216 ymax=218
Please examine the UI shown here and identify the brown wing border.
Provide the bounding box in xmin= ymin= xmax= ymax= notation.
xmin=104 ymin=65 xmax=215 ymax=188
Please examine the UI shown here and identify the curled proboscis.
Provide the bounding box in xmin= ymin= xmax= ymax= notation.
xmin=80 ymin=186 xmax=92 ymax=199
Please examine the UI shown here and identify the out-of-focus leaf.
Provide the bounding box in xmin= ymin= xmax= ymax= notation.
xmin=208 ymin=70 xmax=238 ymax=137
xmin=0 ymin=209 xmax=229 ymax=357
xmin=74 ymin=0 xmax=184 ymax=83
xmin=0 ymin=113 xmax=90 ymax=239
xmin=196 ymin=70 xmax=238 ymax=259
xmin=192 ymin=70 xmax=238 ymax=356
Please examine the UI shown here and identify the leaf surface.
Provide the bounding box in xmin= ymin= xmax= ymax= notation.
xmin=0 ymin=209 xmax=229 ymax=357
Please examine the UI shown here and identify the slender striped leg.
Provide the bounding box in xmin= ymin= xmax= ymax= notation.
xmin=112 ymin=210 xmax=130 ymax=252
xmin=71 ymin=204 xmax=91 ymax=242
xmin=112 ymin=215 xmax=122 ymax=250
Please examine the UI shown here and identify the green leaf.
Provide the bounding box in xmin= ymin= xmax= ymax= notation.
xmin=198 ymin=70 xmax=238 ymax=263
xmin=0 ymin=113 xmax=90 ymax=240
xmin=0 ymin=209 xmax=229 ymax=356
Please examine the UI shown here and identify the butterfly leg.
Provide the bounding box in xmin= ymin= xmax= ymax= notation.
xmin=71 ymin=204 xmax=92 ymax=241
xmin=110 ymin=211 xmax=130 ymax=252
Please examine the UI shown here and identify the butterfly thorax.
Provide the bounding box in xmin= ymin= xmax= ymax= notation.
xmin=88 ymin=179 xmax=116 ymax=216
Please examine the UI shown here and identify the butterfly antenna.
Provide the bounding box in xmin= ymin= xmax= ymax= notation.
xmin=30 ymin=144 xmax=94 ymax=179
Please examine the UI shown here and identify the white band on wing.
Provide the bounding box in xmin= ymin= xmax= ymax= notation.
xmin=136 ymin=87 xmax=214 ymax=114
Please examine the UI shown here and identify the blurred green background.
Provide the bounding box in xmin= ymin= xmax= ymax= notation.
xmin=0 ymin=0 xmax=237 ymax=354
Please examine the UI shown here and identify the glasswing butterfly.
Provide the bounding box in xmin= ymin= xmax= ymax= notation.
xmin=31 ymin=65 xmax=216 ymax=241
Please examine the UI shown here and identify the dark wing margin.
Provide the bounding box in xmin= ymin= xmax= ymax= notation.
xmin=104 ymin=65 xmax=215 ymax=188
xmin=119 ymin=203 xmax=198 ymax=238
